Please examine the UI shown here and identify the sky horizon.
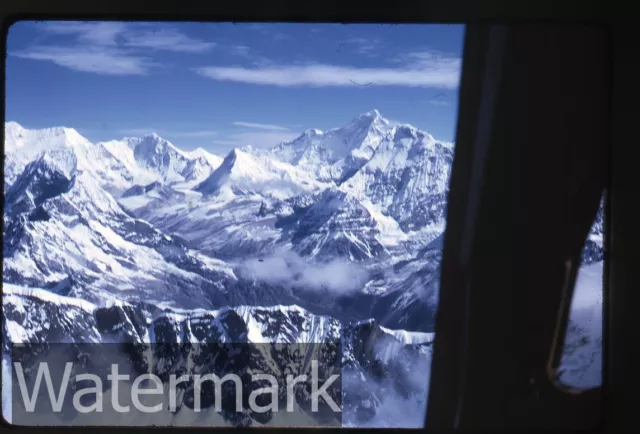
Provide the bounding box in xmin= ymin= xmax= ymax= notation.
xmin=5 ymin=21 xmax=464 ymax=154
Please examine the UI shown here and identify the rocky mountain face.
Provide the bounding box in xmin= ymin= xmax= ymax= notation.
xmin=3 ymin=285 xmax=432 ymax=427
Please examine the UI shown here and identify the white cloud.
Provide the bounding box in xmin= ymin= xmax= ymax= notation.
xmin=194 ymin=60 xmax=460 ymax=88
xmin=239 ymin=248 xmax=369 ymax=295
xmin=194 ymin=46 xmax=460 ymax=88
xmin=15 ymin=21 xmax=215 ymax=75
xmin=232 ymin=121 xmax=289 ymax=131
xmin=122 ymin=28 xmax=216 ymax=53
xmin=38 ymin=21 xmax=216 ymax=53
xmin=393 ymin=49 xmax=461 ymax=70
xmin=10 ymin=45 xmax=158 ymax=75
xmin=37 ymin=21 xmax=126 ymax=46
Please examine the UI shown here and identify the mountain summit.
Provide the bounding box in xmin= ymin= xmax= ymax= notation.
xmin=270 ymin=109 xmax=393 ymax=182
xmin=352 ymin=108 xmax=384 ymax=123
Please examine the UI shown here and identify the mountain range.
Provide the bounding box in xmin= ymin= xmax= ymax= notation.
xmin=2 ymin=110 xmax=603 ymax=426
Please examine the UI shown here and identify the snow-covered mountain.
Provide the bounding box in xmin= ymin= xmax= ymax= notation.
xmin=111 ymin=133 xmax=222 ymax=187
xmin=341 ymin=124 xmax=454 ymax=231
xmin=270 ymin=110 xmax=392 ymax=183
xmin=184 ymin=147 xmax=224 ymax=167
xmin=127 ymin=133 xmax=191 ymax=182
xmin=2 ymin=111 xmax=603 ymax=426
xmin=3 ymin=148 xmax=236 ymax=309
xmin=195 ymin=147 xmax=327 ymax=199
xmin=4 ymin=122 xmax=134 ymax=194
xmin=118 ymin=112 xmax=450 ymax=260
xmin=4 ymin=123 xmax=222 ymax=197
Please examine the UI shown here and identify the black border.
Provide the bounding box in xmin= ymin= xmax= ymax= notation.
xmin=0 ymin=1 xmax=630 ymax=434
xmin=0 ymin=0 xmax=613 ymax=24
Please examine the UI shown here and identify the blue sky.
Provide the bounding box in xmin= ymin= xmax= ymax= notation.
xmin=5 ymin=21 xmax=464 ymax=154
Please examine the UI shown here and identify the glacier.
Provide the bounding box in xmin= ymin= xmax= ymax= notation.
xmin=2 ymin=111 xmax=603 ymax=427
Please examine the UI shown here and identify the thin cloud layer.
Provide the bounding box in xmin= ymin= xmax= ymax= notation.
xmin=232 ymin=121 xmax=290 ymax=131
xmin=11 ymin=22 xmax=462 ymax=89
xmin=239 ymin=248 xmax=369 ymax=295
xmin=10 ymin=21 xmax=215 ymax=75
xmin=37 ymin=21 xmax=215 ymax=52
xmin=194 ymin=61 xmax=460 ymax=88
xmin=122 ymin=28 xmax=216 ymax=53
xmin=38 ymin=21 xmax=127 ymax=46
xmin=11 ymin=46 xmax=158 ymax=76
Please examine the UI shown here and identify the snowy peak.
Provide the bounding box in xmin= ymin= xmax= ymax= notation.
xmin=364 ymin=125 xmax=439 ymax=172
xmin=132 ymin=133 xmax=187 ymax=167
xmin=122 ymin=134 xmax=223 ymax=185
xmin=361 ymin=108 xmax=382 ymax=118
xmin=347 ymin=109 xmax=389 ymax=130
xmin=195 ymin=148 xmax=325 ymax=199
xmin=133 ymin=133 xmax=180 ymax=151
xmin=4 ymin=122 xmax=95 ymax=190
xmin=340 ymin=124 xmax=454 ymax=231
xmin=193 ymin=148 xmax=253 ymax=196
xmin=269 ymin=110 xmax=394 ymax=183
xmin=5 ymin=120 xmax=22 ymax=130
xmin=96 ymin=138 xmax=222 ymax=189
xmin=185 ymin=147 xmax=223 ymax=170
xmin=4 ymin=121 xmax=90 ymax=153
xmin=4 ymin=122 xmax=91 ymax=159
xmin=392 ymin=124 xmax=420 ymax=139
xmin=4 ymin=121 xmax=225 ymax=195
xmin=302 ymin=128 xmax=323 ymax=137
xmin=4 ymin=121 xmax=24 ymax=147
xmin=348 ymin=109 xmax=388 ymax=130
xmin=5 ymin=124 xmax=150 ymax=195
xmin=123 ymin=132 xmax=166 ymax=149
